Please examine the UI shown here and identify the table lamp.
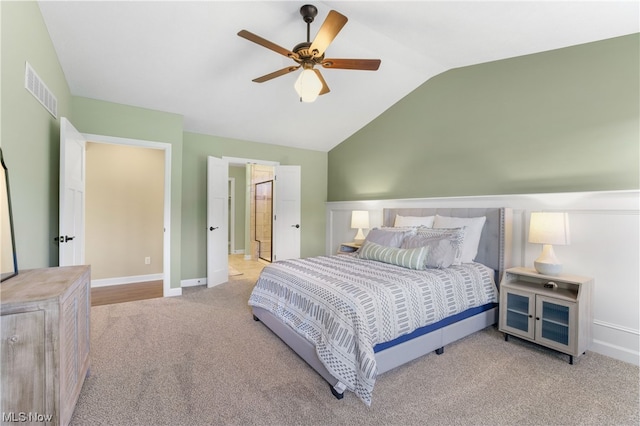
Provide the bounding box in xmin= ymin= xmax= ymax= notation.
xmin=528 ymin=211 xmax=570 ymax=275
xmin=351 ymin=210 xmax=370 ymax=245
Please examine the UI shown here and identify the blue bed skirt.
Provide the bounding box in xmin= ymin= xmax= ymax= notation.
xmin=373 ymin=302 xmax=498 ymax=353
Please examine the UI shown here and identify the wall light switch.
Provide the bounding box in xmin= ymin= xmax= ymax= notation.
xmin=145 ymin=257 xmax=151 ymax=265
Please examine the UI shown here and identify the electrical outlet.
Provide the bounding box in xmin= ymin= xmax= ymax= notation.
xmin=145 ymin=257 xmax=151 ymax=265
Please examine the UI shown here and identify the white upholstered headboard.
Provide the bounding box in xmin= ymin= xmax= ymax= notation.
xmin=383 ymin=207 xmax=512 ymax=284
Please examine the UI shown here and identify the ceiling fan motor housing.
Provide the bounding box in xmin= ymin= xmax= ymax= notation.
xmin=300 ymin=4 xmax=318 ymax=23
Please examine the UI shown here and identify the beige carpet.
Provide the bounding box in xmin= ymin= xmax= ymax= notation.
xmin=71 ymin=276 xmax=639 ymax=425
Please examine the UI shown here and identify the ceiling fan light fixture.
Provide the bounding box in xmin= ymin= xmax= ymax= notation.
xmin=294 ymin=68 xmax=322 ymax=102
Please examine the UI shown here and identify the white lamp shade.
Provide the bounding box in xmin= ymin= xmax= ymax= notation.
xmin=294 ymin=69 xmax=322 ymax=102
xmin=529 ymin=212 xmax=570 ymax=275
xmin=351 ymin=211 xmax=370 ymax=229
xmin=351 ymin=210 xmax=369 ymax=244
xmin=529 ymin=212 xmax=570 ymax=245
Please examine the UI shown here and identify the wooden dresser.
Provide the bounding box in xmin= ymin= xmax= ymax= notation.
xmin=1 ymin=266 xmax=91 ymax=426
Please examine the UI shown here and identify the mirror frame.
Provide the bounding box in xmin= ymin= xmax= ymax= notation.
xmin=1 ymin=147 xmax=18 ymax=281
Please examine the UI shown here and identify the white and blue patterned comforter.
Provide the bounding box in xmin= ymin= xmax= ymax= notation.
xmin=248 ymin=255 xmax=498 ymax=405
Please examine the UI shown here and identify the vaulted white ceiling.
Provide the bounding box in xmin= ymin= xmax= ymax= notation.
xmin=38 ymin=1 xmax=638 ymax=152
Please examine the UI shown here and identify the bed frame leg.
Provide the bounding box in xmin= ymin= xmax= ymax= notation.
xmin=252 ymin=315 xmax=260 ymax=322
xmin=435 ymin=347 xmax=444 ymax=355
xmin=330 ymin=384 xmax=344 ymax=400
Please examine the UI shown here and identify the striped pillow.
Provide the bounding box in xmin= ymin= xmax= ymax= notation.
xmin=357 ymin=240 xmax=429 ymax=270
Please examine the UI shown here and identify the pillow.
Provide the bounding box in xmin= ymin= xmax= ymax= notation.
xmin=394 ymin=214 xmax=435 ymax=228
xmin=363 ymin=227 xmax=415 ymax=248
xmin=433 ymin=215 xmax=486 ymax=263
xmin=413 ymin=227 xmax=466 ymax=266
xmin=401 ymin=235 xmax=458 ymax=269
xmin=357 ymin=240 xmax=429 ymax=270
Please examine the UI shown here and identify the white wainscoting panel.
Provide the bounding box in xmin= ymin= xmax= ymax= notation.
xmin=326 ymin=190 xmax=639 ymax=365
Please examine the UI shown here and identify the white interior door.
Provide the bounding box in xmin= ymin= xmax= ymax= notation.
xmin=207 ymin=156 xmax=229 ymax=287
xmin=273 ymin=165 xmax=301 ymax=261
xmin=59 ymin=118 xmax=86 ymax=266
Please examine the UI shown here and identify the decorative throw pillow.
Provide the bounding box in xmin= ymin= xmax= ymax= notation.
xmin=401 ymin=234 xmax=458 ymax=269
xmin=363 ymin=227 xmax=415 ymax=248
xmin=357 ymin=240 xmax=429 ymax=270
xmin=414 ymin=227 xmax=466 ymax=266
xmin=433 ymin=215 xmax=486 ymax=263
xmin=393 ymin=214 xmax=435 ymax=228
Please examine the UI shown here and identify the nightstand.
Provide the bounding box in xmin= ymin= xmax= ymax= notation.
xmin=499 ymin=267 xmax=593 ymax=364
xmin=337 ymin=242 xmax=361 ymax=254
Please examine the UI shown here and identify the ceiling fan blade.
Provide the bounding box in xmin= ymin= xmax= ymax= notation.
xmin=313 ymin=69 xmax=330 ymax=95
xmin=309 ymin=10 xmax=348 ymax=57
xmin=321 ymin=58 xmax=381 ymax=71
xmin=252 ymin=66 xmax=300 ymax=83
xmin=238 ymin=30 xmax=299 ymax=60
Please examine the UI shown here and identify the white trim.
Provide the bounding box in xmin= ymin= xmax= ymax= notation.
xmin=181 ymin=277 xmax=207 ymax=287
xmin=222 ymin=156 xmax=279 ymax=167
xmin=229 ymin=177 xmax=235 ymax=254
xmin=594 ymin=320 xmax=640 ymax=336
xmin=91 ymin=274 xmax=164 ymax=288
xmin=83 ymin=133 xmax=172 ymax=299
xmin=591 ymin=339 xmax=640 ymax=366
xmin=164 ymin=286 xmax=182 ymax=297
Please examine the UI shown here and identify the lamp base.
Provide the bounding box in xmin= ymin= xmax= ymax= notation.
xmin=534 ymin=244 xmax=563 ymax=275
xmin=353 ymin=228 xmax=365 ymax=245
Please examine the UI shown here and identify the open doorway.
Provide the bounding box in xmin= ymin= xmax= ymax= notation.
xmin=248 ymin=164 xmax=274 ymax=262
xmin=82 ymin=133 xmax=172 ymax=297
xmin=254 ymin=180 xmax=273 ymax=262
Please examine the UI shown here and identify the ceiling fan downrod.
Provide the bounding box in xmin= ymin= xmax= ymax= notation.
xmin=300 ymin=4 xmax=318 ymax=43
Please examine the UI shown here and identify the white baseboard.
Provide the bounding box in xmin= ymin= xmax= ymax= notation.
xmin=592 ymin=320 xmax=639 ymax=366
xmin=591 ymin=340 xmax=639 ymax=366
xmin=181 ymin=277 xmax=207 ymax=287
xmin=91 ymin=273 xmax=164 ymax=288
xmin=164 ymin=286 xmax=182 ymax=297
xmin=231 ymin=249 xmax=245 ymax=255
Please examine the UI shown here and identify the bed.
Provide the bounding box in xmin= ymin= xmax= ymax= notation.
xmin=249 ymin=207 xmax=512 ymax=405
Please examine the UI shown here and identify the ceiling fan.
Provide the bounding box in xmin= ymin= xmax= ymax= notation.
xmin=237 ymin=4 xmax=381 ymax=102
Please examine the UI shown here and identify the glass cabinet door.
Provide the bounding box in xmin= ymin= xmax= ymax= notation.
xmin=535 ymin=295 xmax=576 ymax=352
xmin=502 ymin=289 xmax=535 ymax=339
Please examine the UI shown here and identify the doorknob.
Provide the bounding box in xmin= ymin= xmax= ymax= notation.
xmin=55 ymin=235 xmax=75 ymax=243
xmin=209 ymin=226 xmax=219 ymax=231
xmin=292 ymin=224 xmax=300 ymax=228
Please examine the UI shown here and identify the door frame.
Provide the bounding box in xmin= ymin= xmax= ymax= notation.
xmin=228 ymin=177 xmax=235 ymax=254
xmin=222 ymin=157 xmax=280 ymax=260
xmin=83 ymin=133 xmax=172 ymax=297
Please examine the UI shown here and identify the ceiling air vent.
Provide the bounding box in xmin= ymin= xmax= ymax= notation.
xmin=24 ymin=61 xmax=58 ymax=118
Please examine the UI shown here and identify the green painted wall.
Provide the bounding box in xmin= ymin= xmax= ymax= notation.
xmin=71 ymin=97 xmax=184 ymax=289
xmin=328 ymin=34 xmax=640 ymax=201
xmin=0 ymin=1 xmax=72 ymax=269
xmin=181 ymin=132 xmax=327 ymax=280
